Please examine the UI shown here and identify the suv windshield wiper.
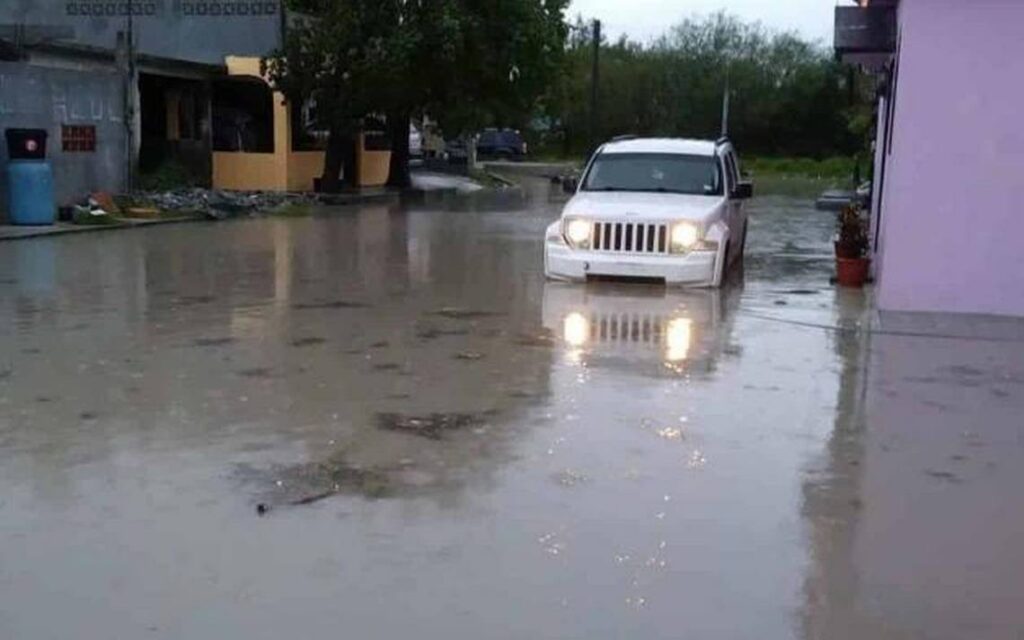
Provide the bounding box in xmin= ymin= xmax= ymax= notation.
xmin=651 ymin=187 xmax=701 ymax=195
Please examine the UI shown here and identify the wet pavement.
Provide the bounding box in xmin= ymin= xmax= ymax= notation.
xmin=1 ymin=179 xmax=1023 ymax=639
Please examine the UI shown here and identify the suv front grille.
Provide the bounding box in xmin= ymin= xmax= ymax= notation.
xmin=590 ymin=312 xmax=666 ymax=344
xmin=592 ymin=221 xmax=668 ymax=254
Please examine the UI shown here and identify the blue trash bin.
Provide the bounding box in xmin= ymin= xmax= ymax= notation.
xmin=5 ymin=128 xmax=55 ymax=226
xmin=7 ymin=160 xmax=56 ymax=225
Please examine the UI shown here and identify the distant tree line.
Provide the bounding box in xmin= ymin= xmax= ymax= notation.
xmin=546 ymin=13 xmax=866 ymax=159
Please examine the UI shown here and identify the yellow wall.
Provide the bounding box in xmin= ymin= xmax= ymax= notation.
xmin=358 ymin=133 xmax=392 ymax=188
xmin=287 ymin=152 xmax=326 ymax=192
xmin=213 ymin=57 xmax=387 ymax=192
xmin=213 ymin=152 xmax=287 ymax=191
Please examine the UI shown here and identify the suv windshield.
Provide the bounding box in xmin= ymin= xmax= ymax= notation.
xmin=583 ymin=152 xmax=722 ymax=195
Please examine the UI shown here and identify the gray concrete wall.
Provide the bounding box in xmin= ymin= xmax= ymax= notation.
xmin=1 ymin=0 xmax=281 ymax=65
xmin=0 ymin=61 xmax=126 ymax=219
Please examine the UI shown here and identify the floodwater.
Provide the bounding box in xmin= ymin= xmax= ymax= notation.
xmin=1 ymin=178 xmax=1023 ymax=639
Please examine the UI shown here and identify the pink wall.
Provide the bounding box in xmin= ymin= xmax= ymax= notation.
xmin=876 ymin=0 xmax=1024 ymax=317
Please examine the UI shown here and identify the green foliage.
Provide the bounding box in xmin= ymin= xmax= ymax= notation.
xmin=72 ymin=210 xmax=120 ymax=226
xmin=440 ymin=0 xmax=569 ymax=135
xmin=745 ymin=156 xmax=856 ymax=179
xmin=267 ymin=0 xmax=568 ymax=136
xmin=836 ymin=204 xmax=869 ymax=258
xmin=548 ymin=12 xmax=867 ymax=159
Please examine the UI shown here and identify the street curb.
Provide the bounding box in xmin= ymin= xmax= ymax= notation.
xmin=483 ymin=170 xmax=518 ymax=188
xmin=0 ymin=216 xmax=202 ymax=242
xmin=0 ymin=191 xmax=405 ymax=242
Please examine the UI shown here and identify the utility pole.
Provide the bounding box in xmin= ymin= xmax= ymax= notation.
xmin=720 ymin=66 xmax=730 ymax=138
xmin=124 ymin=0 xmax=135 ymax=192
xmin=590 ymin=19 xmax=601 ymax=151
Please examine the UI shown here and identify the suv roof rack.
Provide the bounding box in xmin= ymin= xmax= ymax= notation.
xmin=610 ymin=134 xmax=638 ymax=142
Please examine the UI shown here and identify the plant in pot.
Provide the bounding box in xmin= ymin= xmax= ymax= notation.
xmin=834 ymin=204 xmax=870 ymax=287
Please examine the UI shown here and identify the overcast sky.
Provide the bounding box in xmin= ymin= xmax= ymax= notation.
xmin=568 ymin=0 xmax=835 ymax=46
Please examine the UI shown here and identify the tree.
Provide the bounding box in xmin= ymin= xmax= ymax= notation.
xmin=266 ymin=0 xmax=569 ymax=191
xmin=265 ymin=1 xmax=407 ymax=192
xmin=546 ymin=12 xmax=863 ymax=160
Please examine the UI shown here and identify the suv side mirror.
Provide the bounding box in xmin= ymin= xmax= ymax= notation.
xmin=732 ymin=181 xmax=753 ymax=200
xmin=562 ymin=177 xmax=579 ymax=194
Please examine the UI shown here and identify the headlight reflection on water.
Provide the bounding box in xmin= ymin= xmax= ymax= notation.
xmin=563 ymin=310 xmax=693 ymax=364
xmin=665 ymin=318 xmax=693 ymax=362
xmin=563 ymin=312 xmax=590 ymax=348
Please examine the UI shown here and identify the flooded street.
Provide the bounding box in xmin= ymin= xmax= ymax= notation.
xmin=2 ymin=178 xmax=1023 ymax=639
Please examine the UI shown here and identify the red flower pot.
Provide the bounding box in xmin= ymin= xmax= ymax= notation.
xmin=835 ymin=257 xmax=870 ymax=288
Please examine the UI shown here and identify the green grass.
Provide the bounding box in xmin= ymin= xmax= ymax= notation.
xmin=71 ymin=210 xmax=121 ymax=226
xmin=744 ymin=156 xmax=858 ymax=181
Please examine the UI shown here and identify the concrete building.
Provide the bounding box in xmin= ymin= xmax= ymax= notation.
xmin=0 ymin=1 xmax=286 ymax=217
xmin=836 ymin=0 xmax=1024 ymax=318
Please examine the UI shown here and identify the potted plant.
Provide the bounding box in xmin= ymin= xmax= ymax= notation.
xmin=834 ymin=204 xmax=870 ymax=287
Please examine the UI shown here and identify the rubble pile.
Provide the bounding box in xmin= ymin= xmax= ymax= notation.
xmin=136 ymin=188 xmax=320 ymax=220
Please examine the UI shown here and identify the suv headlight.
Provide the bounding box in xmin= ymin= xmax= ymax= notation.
xmin=670 ymin=222 xmax=700 ymax=253
xmin=564 ymin=218 xmax=593 ymax=249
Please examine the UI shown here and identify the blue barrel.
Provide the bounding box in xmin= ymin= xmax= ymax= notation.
xmin=6 ymin=160 xmax=56 ymax=225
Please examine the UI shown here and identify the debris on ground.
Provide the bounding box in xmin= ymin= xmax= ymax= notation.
xmin=71 ymin=194 xmax=117 ymax=225
xmin=292 ymin=300 xmax=370 ymax=310
xmin=90 ymin=191 xmax=120 ymax=215
xmin=375 ymin=411 xmax=487 ymax=440
xmin=432 ymin=307 xmax=505 ymax=320
xmin=237 ymin=455 xmax=396 ymax=510
xmin=415 ymin=326 xmax=471 ymax=341
xmin=454 ymin=351 xmax=485 ymax=361
xmin=127 ymin=188 xmax=322 ymax=221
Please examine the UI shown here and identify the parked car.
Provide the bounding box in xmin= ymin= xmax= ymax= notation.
xmin=444 ymin=137 xmax=469 ymax=164
xmin=545 ymin=137 xmax=753 ymax=288
xmin=476 ymin=128 xmax=527 ymax=159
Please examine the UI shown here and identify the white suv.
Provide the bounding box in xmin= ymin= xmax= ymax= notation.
xmin=545 ymin=137 xmax=752 ymax=287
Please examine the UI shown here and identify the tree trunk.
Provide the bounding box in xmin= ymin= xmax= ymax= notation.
xmin=321 ymin=126 xmax=345 ymax=193
xmin=321 ymin=128 xmax=358 ymax=193
xmin=341 ymin=133 xmax=358 ymax=188
xmin=386 ymin=111 xmax=411 ymax=188
xmin=467 ymin=135 xmax=478 ymax=174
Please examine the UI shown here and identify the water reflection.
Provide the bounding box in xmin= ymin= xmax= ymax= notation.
xmin=542 ymin=281 xmax=742 ymax=374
